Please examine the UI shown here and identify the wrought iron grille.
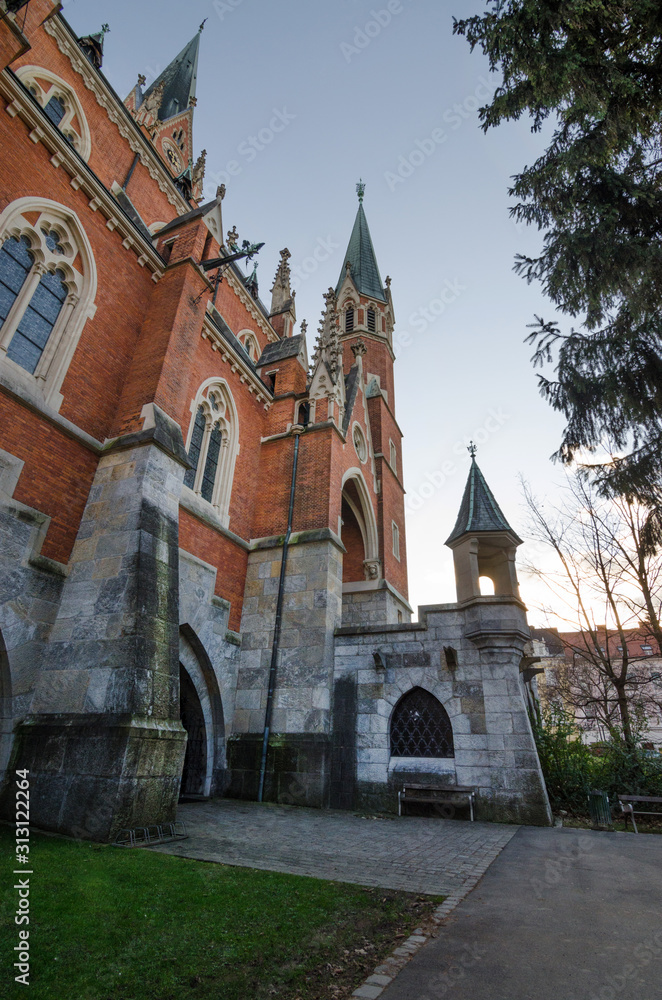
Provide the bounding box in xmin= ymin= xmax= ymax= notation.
xmin=390 ymin=687 xmax=454 ymax=758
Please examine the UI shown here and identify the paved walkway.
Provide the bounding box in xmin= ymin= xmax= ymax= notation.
xmin=149 ymin=798 xmax=518 ymax=897
xmin=380 ymin=826 xmax=662 ymax=1000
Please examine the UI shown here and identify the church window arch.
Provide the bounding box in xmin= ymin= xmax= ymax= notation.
xmin=183 ymin=380 xmax=239 ymax=528
xmin=0 ymin=198 xmax=97 ymax=410
xmin=237 ymin=329 xmax=260 ymax=363
xmin=367 ymin=307 xmax=376 ymax=332
xmin=16 ymin=67 xmax=92 ymax=160
xmin=390 ymin=687 xmax=454 ymax=758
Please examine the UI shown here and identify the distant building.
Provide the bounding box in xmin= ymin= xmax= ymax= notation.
xmin=0 ymin=2 xmax=551 ymax=838
xmin=529 ymin=627 xmax=662 ymax=747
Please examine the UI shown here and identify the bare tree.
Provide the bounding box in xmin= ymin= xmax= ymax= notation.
xmin=522 ymin=474 xmax=662 ymax=746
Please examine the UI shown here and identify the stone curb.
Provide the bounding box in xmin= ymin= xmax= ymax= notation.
xmin=349 ymin=836 xmax=517 ymax=999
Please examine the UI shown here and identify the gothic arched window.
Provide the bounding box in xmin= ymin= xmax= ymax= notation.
xmin=16 ymin=67 xmax=92 ymax=160
xmin=390 ymin=687 xmax=454 ymax=758
xmin=0 ymin=200 xmax=97 ymax=408
xmin=367 ymin=307 xmax=376 ymax=332
xmin=183 ymin=381 xmax=239 ymax=528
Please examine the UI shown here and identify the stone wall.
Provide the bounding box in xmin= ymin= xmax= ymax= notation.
xmin=1 ymin=409 xmax=190 ymax=840
xmin=229 ymin=528 xmax=344 ymax=805
xmin=334 ymin=598 xmax=553 ymax=825
xmin=342 ymin=580 xmax=412 ymax=627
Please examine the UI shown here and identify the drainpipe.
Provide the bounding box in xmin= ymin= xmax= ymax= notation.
xmin=123 ymin=152 xmax=140 ymax=192
xmin=257 ymin=427 xmax=302 ymax=802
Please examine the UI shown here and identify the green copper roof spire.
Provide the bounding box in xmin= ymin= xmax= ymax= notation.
xmin=141 ymin=30 xmax=201 ymax=123
xmin=445 ymin=445 xmax=522 ymax=545
xmin=335 ymin=182 xmax=386 ymax=302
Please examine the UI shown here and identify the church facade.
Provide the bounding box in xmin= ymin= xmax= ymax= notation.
xmin=0 ymin=2 xmax=551 ymax=839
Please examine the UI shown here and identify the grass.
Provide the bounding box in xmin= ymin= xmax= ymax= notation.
xmin=0 ymin=827 xmax=443 ymax=1000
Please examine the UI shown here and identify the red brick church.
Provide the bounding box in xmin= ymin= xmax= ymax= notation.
xmin=0 ymin=2 xmax=552 ymax=838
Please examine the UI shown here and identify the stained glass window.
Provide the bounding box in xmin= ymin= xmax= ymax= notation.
xmin=7 ymin=268 xmax=67 ymax=373
xmin=44 ymin=95 xmax=66 ymax=127
xmin=184 ymin=406 xmax=206 ymax=489
xmin=0 ymin=236 xmax=33 ymax=328
xmin=390 ymin=688 xmax=454 ymax=758
xmin=201 ymin=423 xmax=222 ymax=502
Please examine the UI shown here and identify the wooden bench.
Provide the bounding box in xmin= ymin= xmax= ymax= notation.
xmin=398 ymin=783 xmax=475 ymax=821
xmin=618 ymin=794 xmax=662 ymax=833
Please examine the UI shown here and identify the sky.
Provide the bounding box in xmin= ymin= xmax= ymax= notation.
xmin=63 ymin=0 xmax=573 ymax=624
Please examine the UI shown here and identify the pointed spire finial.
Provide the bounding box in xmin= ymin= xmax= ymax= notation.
xmin=100 ymin=23 xmax=110 ymax=38
xmin=468 ymin=441 xmax=477 ymax=459
xmin=356 ymin=179 xmax=365 ymax=203
xmin=300 ymin=319 xmax=308 ymax=336
xmin=199 ymin=18 xmax=208 ymax=32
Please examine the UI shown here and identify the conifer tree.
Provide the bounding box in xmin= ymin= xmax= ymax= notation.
xmin=454 ymin=2 xmax=662 ymax=507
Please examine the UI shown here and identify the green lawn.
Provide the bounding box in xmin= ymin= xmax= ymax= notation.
xmin=0 ymin=827 xmax=442 ymax=1000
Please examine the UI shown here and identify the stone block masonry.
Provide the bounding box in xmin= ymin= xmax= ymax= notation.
xmin=230 ymin=529 xmax=344 ymax=806
xmin=1 ymin=408 xmax=190 ymax=840
xmin=334 ymin=597 xmax=553 ymax=826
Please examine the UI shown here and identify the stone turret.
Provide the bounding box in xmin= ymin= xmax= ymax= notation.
xmin=446 ymin=448 xmax=523 ymax=603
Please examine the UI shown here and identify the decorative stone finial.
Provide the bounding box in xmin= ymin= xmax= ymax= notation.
xmin=351 ymin=339 xmax=367 ymax=360
xmin=300 ymin=320 xmax=308 ymax=336
xmin=226 ymin=226 xmax=239 ymax=250
xmin=356 ymin=179 xmax=365 ymax=203
xmin=385 ymin=275 xmax=391 ymax=289
xmin=192 ymin=149 xmax=206 ymax=189
xmin=189 ymin=96 xmax=198 ymax=108
xmin=137 ymin=74 xmax=146 ymax=88
xmin=216 ymin=184 xmax=226 ymax=201
xmin=468 ymin=441 xmax=477 ymax=459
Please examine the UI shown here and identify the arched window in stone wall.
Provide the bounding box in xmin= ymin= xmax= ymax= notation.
xmin=0 ymin=198 xmax=97 ymax=410
xmin=16 ymin=67 xmax=92 ymax=160
xmin=390 ymin=687 xmax=454 ymax=758
xmin=183 ymin=380 xmax=239 ymax=528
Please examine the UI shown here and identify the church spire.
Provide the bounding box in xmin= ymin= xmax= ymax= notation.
xmin=139 ymin=30 xmax=201 ymax=124
xmin=336 ymin=182 xmax=386 ymax=302
xmin=445 ymin=447 xmax=522 ymax=603
xmin=446 ymin=448 xmax=521 ymax=546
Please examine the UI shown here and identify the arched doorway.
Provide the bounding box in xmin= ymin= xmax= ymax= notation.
xmin=179 ymin=664 xmax=207 ymax=799
xmin=178 ymin=627 xmax=225 ymax=800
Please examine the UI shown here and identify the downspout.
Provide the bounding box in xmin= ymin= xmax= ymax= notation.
xmin=257 ymin=427 xmax=302 ymax=802
xmin=123 ymin=152 xmax=140 ymax=192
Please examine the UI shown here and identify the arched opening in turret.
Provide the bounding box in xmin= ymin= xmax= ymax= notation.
xmin=341 ymin=484 xmax=365 ymax=582
xmin=340 ymin=471 xmax=380 ymax=584
xmin=478 ymin=575 xmax=495 ymax=596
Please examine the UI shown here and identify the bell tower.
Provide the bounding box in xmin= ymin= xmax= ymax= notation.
xmin=445 ymin=444 xmax=522 ymax=603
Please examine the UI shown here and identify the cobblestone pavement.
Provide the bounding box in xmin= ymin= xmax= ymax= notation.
xmin=148 ymin=799 xmax=518 ymax=897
